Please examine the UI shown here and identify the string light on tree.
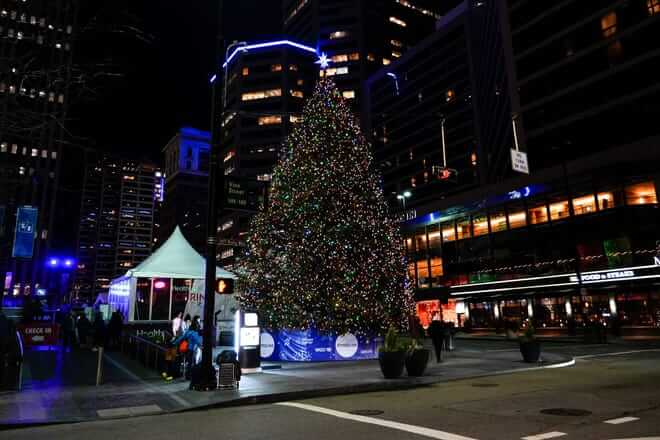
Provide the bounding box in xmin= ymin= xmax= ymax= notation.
xmin=238 ymin=79 xmax=414 ymax=336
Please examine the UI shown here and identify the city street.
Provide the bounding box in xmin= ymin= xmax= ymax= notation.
xmin=4 ymin=349 xmax=660 ymax=440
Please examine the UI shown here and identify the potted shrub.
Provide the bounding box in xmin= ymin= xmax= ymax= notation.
xmin=405 ymin=339 xmax=430 ymax=377
xmin=378 ymin=327 xmax=407 ymax=379
xmin=519 ymin=324 xmax=541 ymax=363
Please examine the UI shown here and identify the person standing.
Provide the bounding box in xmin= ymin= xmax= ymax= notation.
xmin=172 ymin=311 xmax=183 ymax=337
xmin=92 ymin=312 xmax=107 ymax=352
xmin=77 ymin=314 xmax=92 ymax=349
xmin=61 ymin=310 xmax=77 ymax=352
xmin=107 ymin=311 xmax=123 ymax=349
xmin=173 ymin=319 xmax=202 ymax=387
xmin=428 ymin=312 xmax=444 ymax=363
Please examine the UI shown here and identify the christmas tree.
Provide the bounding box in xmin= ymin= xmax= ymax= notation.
xmin=238 ymin=79 xmax=413 ymax=336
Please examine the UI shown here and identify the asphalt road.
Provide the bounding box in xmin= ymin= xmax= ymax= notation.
xmin=5 ymin=349 xmax=660 ymax=440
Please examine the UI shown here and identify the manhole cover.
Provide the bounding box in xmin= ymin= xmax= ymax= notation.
xmin=540 ymin=408 xmax=592 ymax=417
xmin=350 ymin=409 xmax=384 ymax=416
xmin=471 ymin=383 xmax=499 ymax=388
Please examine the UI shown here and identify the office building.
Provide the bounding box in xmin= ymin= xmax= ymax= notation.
xmin=283 ymin=0 xmax=456 ymax=115
xmin=216 ymin=40 xmax=318 ymax=267
xmin=160 ymin=127 xmax=210 ymax=252
xmin=367 ymin=0 xmax=660 ymax=334
xmin=0 ymin=0 xmax=79 ymax=301
xmin=75 ymin=153 xmax=160 ymax=299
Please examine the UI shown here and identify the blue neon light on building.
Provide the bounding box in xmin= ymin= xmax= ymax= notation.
xmin=222 ymin=40 xmax=318 ymax=69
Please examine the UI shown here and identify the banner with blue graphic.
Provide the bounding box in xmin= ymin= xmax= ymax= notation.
xmin=12 ymin=206 xmax=38 ymax=259
xmin=260 ymin=328 xmax=382 ymax=362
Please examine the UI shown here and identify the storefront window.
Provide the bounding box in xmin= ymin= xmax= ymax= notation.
xmin=416 ymin=259 xmax=430 ymax=288
xmin=468 ymin=302 xmax=496 ymax=328
xmin=549 ymin=199 xmax=570 ymax=220
xmin=508 ymin=209 xmax=527 ymax=229
xmin=442 ymin=221 xmax=456 ymax=242
xmin=427 ymin=225 xmax=441 ymax=249
xmin=597 ymin=191 xmax=617 ymax=210
xmin=456 ymin=218 xmax=471 ymax=240
xmin=405 ymin=237 xmax=414 ymax=254
xmin=472 ymin=214 xmax=489 ymax=237
xmin=528 ymin=204 xmax=549 ymax=224
xmin=617 ymin=292 xmax=660 ymax=327
xmin=572 ymin=194 xmax=597 ymax=215
xmin=625 ymin=181 xmax=658 ymax=205
xmin=172 ymin=279 xmax=191 ymax=319
xmin=416 ymin=300 xmax=441 ymax=329
xmin=534 ymin=297 xmax=568 ymax=327
xmin=135 ymin=278 xmax=151 ymax=321
xmin=430 ymin=257 xmax=443 ymax=285
xmin=151 ymin=279 xmax=171 ymax=321
xmin=489 ymin=211 xmax=508 ymax=233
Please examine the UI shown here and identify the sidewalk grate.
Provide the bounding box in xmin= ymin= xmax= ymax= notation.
xmin=540 ymin=408 xmax=592 ymax=417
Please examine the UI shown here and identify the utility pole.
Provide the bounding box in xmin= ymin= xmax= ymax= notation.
xmin=197 ymin=0 xmax=225 ymax=391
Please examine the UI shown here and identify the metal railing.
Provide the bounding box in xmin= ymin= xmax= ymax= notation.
xmin=120 ymin=332 xmax=168 ymax=372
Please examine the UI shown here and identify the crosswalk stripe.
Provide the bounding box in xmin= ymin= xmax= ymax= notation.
xmin=277 ymin=402 xmax=478 ymax=440
xmin=521 ymin=432 xmax=567 ymax=440
xmin=604 ymin=416 xmax=640 ymax=425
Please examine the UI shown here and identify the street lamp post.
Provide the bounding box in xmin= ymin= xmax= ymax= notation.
xmin=397 ymin=191 xmax=412 ymax=211
xmin=197 ymin=0 xmax=246 ymax=390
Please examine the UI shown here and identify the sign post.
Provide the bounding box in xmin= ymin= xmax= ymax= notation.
xmin=510 ymin=116 xmax=530 ymax=175
xmin=12 ymin=206 xmax=38 ymax=259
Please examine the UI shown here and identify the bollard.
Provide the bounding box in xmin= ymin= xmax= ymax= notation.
xmin=96 ymin=346 xmax=104 ymax=386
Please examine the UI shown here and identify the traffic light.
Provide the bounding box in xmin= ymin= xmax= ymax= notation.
xmin=216 ymin=278 xmax=234 ymax=294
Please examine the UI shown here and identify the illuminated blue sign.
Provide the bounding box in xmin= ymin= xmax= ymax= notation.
xmin=223 ymin=40 xmax=318 ymax=69
xmin=12 ymin=206 xmax=38 ymax=259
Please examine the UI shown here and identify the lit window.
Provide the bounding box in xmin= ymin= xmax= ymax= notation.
xmin=31 ymin=148 xmax=38 ymax=157
xmin=549 ymin=200 xmax=570 ymax=220
xmin=441 ymin=222 xmax=455 ymax=242
xmin=342 ymin=90 xmax=356 ymax=99
xmin=11 ymin=144 xmax=17 ymax=154
xmin=489 ymin=212 xmax=508 ymax=232
xmin=289 ymin=64 xmax=298 ymax=71
xmin=332 ymin=54 xmax=349 ymax=63
xmin=258 ymin=115 xmax=282 ymax=125
xmin=297 ymin=79 xmax=304 ymax=86
xmin=367 ymin=53 xmax=376 ymax=61
xmin=395 ymin=0 xmax=439 ymax=18
xmin=472 ymin=214 xmax=489 ymax=236
xmin=648 ymin=0 xmax=660 ymax=15
xmin=290 ymin=90 xmax=304 ymax=98
xmin=329 ymin=30 xmax=349 ymax=39
xmin=572 ymin=194 xmax=597 ymax=215
xmin=390 ymin=39 xmax=403 ymax=48
xmin=389 ymin=16 xmax=407 ymax=27
xmin=349 ymin=52 xmax=360 ymax=61
xmin=241 ymin=88 xmax=282 ymax=101
xmin=417 ymin=260 xmax=429 ymax=288
xmin=289 ymin=115 xmax=302 ymax=123
xmin=625 ymin=182 xmax=658 ymax=205
xmin=456 ymin=218 xmax=471 ymax=240
xmin=392 ymin=51 xmax=402 ymax=58
xmin=285 ymin=0 xmax=309 ymax=24
xmin=601 ymin=12 xmax=617 ymax=38
xmin=528 ymin=204 xmax=548 ymax=224
xmin=51 ymin=151 xmax=57 ymax=159
xmin=597 ymin=191 xmax=617 ymax=210
xmin=382 ymin=58 xmax=391 ymax=66
xmin=508 ymin=210 xmax=527 ymax=229
xmin=430 ymin=257 xmax=443 ymax=280
xmin=242 ymin=67 xmax=249 ymax=76
xmin=257 ymin=174 xmax=272 ymax=182
xmin=446 ymin=89 xmax=455 ymax=102
xmin=0 ymin=143 xmax=6 ymax=153
xmin=322 ymin=66 xmax=349 ymax=77
xmin=271 ymin=64 xmax=282 ymax=72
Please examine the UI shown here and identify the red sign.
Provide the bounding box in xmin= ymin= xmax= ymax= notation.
xmin=18 ymin=323 xmax=60 ymax=347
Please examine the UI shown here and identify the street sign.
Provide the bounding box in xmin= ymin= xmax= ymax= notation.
xmin=510 ymin=149 xmax=530 ymax=174
xmin=224 ymin=177 xmax=265 ymax=212
xmin=12 ymin=206 xmax=38 ymax=259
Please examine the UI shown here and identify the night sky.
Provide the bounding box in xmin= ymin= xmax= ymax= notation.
xmin=70 ymin=0 xmax=283 ymax=160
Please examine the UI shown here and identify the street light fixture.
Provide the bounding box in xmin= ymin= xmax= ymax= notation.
xmin=397 ymin=191 xmax=412 ymax=211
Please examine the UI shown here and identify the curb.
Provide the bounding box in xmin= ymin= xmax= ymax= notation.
xmin=1 ymin=355 xmax=576 ymax=430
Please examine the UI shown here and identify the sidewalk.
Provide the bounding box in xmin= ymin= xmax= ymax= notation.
xmin=0 ymin=342 xmax=575 ymax=428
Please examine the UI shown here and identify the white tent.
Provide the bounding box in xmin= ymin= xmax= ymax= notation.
xmin=109 ymin=227 xmax=237 ymax=322
xmin=127 ymin=226 xmax=236 ymax=280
